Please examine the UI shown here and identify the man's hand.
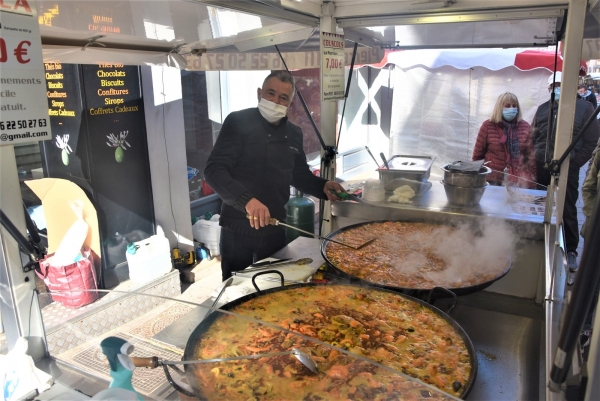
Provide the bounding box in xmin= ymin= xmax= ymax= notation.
xmin=245 ymin=198 xmax=271 ymax=229
xmin=323 ymin=181 xmax=346 ymax=201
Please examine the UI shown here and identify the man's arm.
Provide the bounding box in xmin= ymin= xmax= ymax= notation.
xmin=290 ymin=149 xmax=345 ymax=201
xmin=572 ymin=102 xmax=600 ymax=169
xmin=291 ymin=152 xmax=329 ymax=199
xmin=589 ymin=94 xmax=598 ymax=109
xmin=204 ymin=115 xmax=253 ymax=211
xmin=582 ymin=151 xmax=600 ymax=219
xmin=593 ymin=136 xmax=600 ymax=159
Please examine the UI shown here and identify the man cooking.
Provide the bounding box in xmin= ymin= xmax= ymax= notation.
xmin=205 ymin=71 xmax=345 ymax=280
xmin=531 ymin=72 xmax=600 ymax=272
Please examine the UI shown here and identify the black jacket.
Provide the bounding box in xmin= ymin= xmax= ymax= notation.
xmin=204 ymin=108 xmax=328 ymax=235
xmin=578 ymin=91 xmax=598 ymax=109
xmin=531 ymin=98 xmax=600 ymax=170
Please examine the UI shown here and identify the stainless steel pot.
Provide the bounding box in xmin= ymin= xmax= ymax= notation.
xmin=378 ymin=155 xmax=436 ymax=184
xmin=441 ymin=180 xmax=488 ymax=206
xmin=442 ymin=165 xmax=491 ymax=187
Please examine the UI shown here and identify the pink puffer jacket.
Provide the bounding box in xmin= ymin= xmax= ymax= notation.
xmin=472 ymin=119 xmax=537 ymax=188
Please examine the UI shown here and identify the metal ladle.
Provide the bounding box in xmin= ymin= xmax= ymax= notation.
xmin=291 ymin=348 xmax=319 ymax=373
xmin=132 ymin=347 xmax=319 ymax=374
xmin=365 ymin=146 xmax=380 ymax=167
xmin=247 ymin=215 xmax=375 ymax=250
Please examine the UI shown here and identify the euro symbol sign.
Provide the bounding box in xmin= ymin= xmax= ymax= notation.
xmin=14 ymin=40 xmax=30 ymax=64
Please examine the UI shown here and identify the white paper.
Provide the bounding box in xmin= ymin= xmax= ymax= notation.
xmin=0 ymin=338 xmax=54 ymax=401
xmin=0 ymin=0 xmax=52 ymax=146
xmin=52 ymin=200 xmax=88 ymax=266
xmin=320 ymin=32 xmax=345 ymax=102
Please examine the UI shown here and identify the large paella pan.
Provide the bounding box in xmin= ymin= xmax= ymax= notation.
xmin=183 ymin=282 xmax=477 ymax=400
xmin=321 ymin=220 xmax=513 ymax=297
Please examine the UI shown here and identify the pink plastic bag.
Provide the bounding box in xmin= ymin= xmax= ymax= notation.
xmin=36 ymin=249 xmax=98 ymax=308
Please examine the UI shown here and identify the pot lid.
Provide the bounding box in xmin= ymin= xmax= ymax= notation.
xmin=384 ymin=155 xmax=435 ymax=173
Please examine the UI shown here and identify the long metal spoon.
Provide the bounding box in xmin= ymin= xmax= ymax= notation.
xmin=365 ymin=146 xmax=380 ymax=167
xmin=203 ymin=277 xmax=233 ymax=320
xmin=133 ymin=348 xmax=319 ymax=374
xmin=234 ymin=258 xmax=313 ymax=276
xmin=258 ymin=216 xmax=375 ymax=250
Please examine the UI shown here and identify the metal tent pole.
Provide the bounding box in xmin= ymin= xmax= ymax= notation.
xmin=549 ymin=174 xmax=600 ymax=391
xmin=0 ymin=145 xmax=46 ymax=360
xmin=319 ymin=2 xmax=338 ymax=237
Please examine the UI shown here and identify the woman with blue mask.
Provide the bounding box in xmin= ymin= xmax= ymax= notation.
xmin=472 ymin=92 xmax=537 ymax=188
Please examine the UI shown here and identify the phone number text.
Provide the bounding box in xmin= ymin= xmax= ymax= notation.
xmin=0 ymin=119 xmax=48 ymax=130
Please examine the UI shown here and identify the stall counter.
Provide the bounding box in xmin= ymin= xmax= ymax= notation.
xmin=331 ymin=179 xmax=547 ymax=303
xmin=335 ymin=179 xmax=549 ymax=226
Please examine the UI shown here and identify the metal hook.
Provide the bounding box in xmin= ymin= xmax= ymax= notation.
xmin=169 ymin=44 xmax=186 ymax=54
xmin=81 ymin=35 xmax=106 ymax=51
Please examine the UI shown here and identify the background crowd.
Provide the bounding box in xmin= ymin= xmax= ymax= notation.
xmin=473 ymin=72 xmax=600 ymax=272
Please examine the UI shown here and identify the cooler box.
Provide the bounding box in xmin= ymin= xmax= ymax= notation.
xmin=126 ymin=234 xmax=172 ymax=283
xmin=192 ymin=215 xmax=221 ymax=257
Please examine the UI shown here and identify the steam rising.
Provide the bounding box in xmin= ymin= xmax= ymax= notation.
xmin=375 ymin=218 xmax=516 ymax=288
xmin=428 ymin=219 xmax=514 ymax=286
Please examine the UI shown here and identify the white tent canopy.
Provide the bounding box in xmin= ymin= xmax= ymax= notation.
xmin=386 ymin=49 xmax=554 ymax=177
xmin=377 ymin=48 xmax=589 ymax=75
xmin=387 ymin=48 xmax=525 ymax=71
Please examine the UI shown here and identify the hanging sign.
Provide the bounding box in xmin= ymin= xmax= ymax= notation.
xmin=320 ymin=32 xmax=345 ymax=102
xmin=0 ymin=0 xmax=51 ymax=146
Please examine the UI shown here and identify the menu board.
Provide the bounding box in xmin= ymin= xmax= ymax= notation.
xmin=0 ymin=0 xmax=52 ymax=145
xmin=81 ymin=64 xmax=155 ymax=286
xmin=39 ymin=63 xmax=92 ymax=192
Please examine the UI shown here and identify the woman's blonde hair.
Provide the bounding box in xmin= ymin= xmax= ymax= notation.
xmin=490 ymin=92 xmax=522 ymax=123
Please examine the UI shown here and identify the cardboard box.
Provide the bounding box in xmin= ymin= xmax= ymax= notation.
xmin=25 ymin=178 xmax=101 ymax=268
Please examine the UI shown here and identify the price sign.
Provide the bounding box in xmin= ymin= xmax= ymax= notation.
xmin=320 ymin=32 xmax=345 ymax=102
xmin=0 ymin=0 xmax=52 ymax=146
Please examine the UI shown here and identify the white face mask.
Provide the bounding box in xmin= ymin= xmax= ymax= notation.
xmin=258 ymin=98 xmax=288 ymax=123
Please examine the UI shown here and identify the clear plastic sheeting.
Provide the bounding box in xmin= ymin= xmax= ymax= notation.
xmin=34 ymin=286 xmax=465 ymax=400
xmin=389 ymin=64 xmax=552 ymax=178
xmin=393 ymin=18 xmax=556 ymax=49
xmin=336 ymin=68 xmax=392 ymax=178
xmin=42 ymin=45 xmax=175 ymax=67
